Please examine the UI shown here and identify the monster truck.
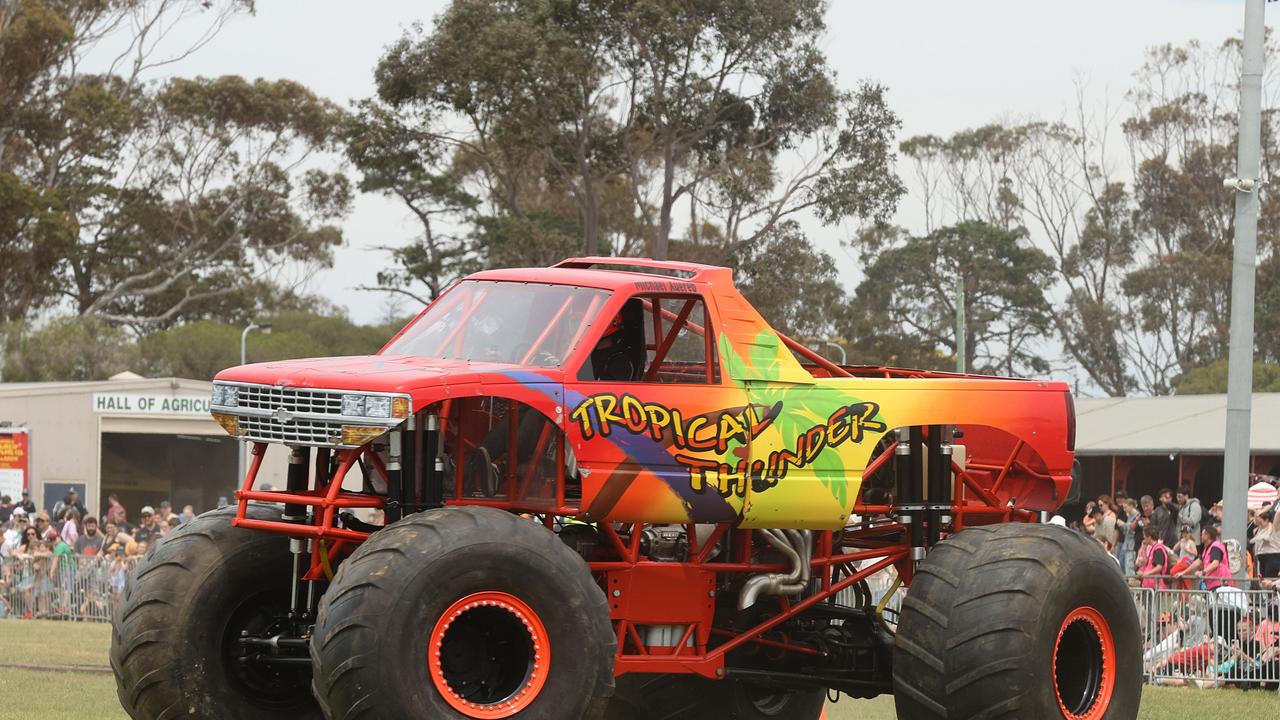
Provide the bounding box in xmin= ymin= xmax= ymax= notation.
xmin=111 ymin=257 xmax=1140 ymax=720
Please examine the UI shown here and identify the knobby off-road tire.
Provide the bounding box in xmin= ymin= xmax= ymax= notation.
xmin=893 ymin=523 xmax=1141 ymax=720
xmin=310 ymin=506 xmax=616 ymax=720
xmin=110 ymin=505 xmax=320 ymax=720
xmin=608 ymin=674 xmax=825 ymax=720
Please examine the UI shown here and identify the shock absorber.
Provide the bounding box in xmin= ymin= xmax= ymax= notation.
xmin=926 ymin=426 xmax=943 ymax=547
xmin=895 ymin=427 xmax=926 ymax=563
xmin=285 ymin=446 xmax=309 ymax=620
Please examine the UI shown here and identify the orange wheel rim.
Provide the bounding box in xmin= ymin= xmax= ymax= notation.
xmin=427 ymin=591 xmax=551 ymax=719
xmin=1052 ymin=606 xmax=1116 ymax=720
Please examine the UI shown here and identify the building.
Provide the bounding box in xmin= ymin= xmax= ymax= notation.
xmin=0 ymin=376 xmax=286 ymax=520
xmin=1075 ymin=393 xmax=1280 ymax=505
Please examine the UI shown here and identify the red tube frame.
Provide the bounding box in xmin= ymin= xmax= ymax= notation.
xmin=230 ymin=408 xmax=1041 ymax=681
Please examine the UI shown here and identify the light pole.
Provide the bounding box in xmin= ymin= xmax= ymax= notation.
xmin=824 ymin=341 xmax=847 ymax=366
xmin=1222 ymin=0 xmax=1265 ymax=581
xmin=237 ymin=321 xmax=271 ymax=485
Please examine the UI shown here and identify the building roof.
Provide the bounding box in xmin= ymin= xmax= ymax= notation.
xmin=0 ymin=377 xmax=210 ymax=399
xmin=1075 ymin=393 xmax=1280 ymax=455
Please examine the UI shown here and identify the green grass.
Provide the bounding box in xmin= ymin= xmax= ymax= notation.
xmin=2 ymin=619 xmax=1277 ymax=719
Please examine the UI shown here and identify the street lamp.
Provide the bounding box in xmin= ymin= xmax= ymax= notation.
xmin=823 ymin=341 xmax=847 ymax=366
xmin=237 ymin=321 xmax=272 ymax=486
xmin=240 ymin=321 xmax=272 ymax=367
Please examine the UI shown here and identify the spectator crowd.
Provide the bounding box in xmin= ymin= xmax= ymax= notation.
xmin=1065 ymin=477 xmax=1280 ymax=689
xmin=0 ymin=490 xmax=200 ymax=619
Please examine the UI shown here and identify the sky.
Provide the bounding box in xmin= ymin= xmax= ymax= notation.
xmin=121 ymin=0 xmax=1253 ymax=327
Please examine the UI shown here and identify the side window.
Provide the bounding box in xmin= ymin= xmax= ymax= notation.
xmin=579 ymin=295 xmax=719 ymax=384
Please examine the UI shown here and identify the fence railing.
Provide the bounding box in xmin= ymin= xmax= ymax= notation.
xmin=0 ymin=554 xmax=141 ymax=622
xmin=1131 ymin=581 xmax=1280 ymax=688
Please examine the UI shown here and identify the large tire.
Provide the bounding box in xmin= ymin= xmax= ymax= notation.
xmin=310 ymin=506 xmax=616 ymax=719
xmin=608 ymin=674 xmax=825 ymax=720
xmin=110 ymin=504 xmax=320 ymax=720
xmin=893 ymin=523 xmax=1141 ymax=720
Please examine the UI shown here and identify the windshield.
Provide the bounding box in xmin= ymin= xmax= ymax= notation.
xmin=383 ymin=281 xmax=610 ymax=368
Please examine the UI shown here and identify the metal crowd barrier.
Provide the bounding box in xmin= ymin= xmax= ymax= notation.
xmin=1130 ymin=577 xmax=1280 ymax=688
xmin=0 ymin=554 xmax=141 ymax=622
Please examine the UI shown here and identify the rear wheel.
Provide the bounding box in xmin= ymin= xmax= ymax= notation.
xmin=110 ymin=504 xmax=319 ymax=720
xmin=310 ymin=506 xmax=615 ymax=719
xmin=892 ymin=523 xmax=1141 ymax=720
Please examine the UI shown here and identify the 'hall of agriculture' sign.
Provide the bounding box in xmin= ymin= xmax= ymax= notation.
xmin=92 ymin=394 xmax=211 ymax=416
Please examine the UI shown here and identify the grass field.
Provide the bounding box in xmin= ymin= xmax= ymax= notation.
xmin=2 ymin=619 xmax=1277 ymax=719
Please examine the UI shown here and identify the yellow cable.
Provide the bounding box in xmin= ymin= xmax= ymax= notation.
xmin=875 ymin=576 xmax=902 ymax=625
xmin=318 ymin=539 xmax=335 ymax=581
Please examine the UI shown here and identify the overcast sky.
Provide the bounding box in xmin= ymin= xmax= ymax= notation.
xmin=138 ymin=0 xmax=1252 ymax=326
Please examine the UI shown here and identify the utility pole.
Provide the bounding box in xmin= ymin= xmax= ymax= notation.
xmin=955 ymin=273 xmax=966 ymax=373
xmin=1222 ymin=0 xmax=1265 ymax=581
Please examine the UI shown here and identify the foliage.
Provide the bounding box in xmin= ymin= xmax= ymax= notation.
xmin=730 ymin=221 xmax=845 ymax=339
xmin=2 ymin=317 xmax=139 ymax=381
xmin=847 ymin=221 xmax=1056 ymax=377
xmin=362 ymin=0 xmax=904 ymax=302
xmin=1 ymin=310 xmax=402 ymax=382
xmin=139 ymin=312 xmax=403 ymax=380
xmin=0 ymin=0 xmax=349 ymax=330
xmin=1175 ymin=360 xmax=1280 ymax=395
xmin=895 ymin=37 xmax=1280 ymax=394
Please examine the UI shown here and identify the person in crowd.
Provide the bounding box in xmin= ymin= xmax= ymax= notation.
xmin=48 ymin=527 xmax=74 ymax=616
xmin=133 ymin=506 xmax=159 ymax=543
xmin=163 ymin=515 xmax=180 ymax=536
xmin=105 ymin=493 xmax=128 ymax=526
xmin=180 ymin=505 xmax=196 ymax=523
xmin=12 ymin=524 xmax=41 ymax=617
xmin=28 ymin=530 xmax=54 ymax=618
xmin=1098 ymin=496 xmax=1118 ymax=550
xmin=52 ymin=488 xmax=87 ymax=522
xmin=1176 ymin=486 xmax=1202 ymax=532
xmin=1117 ymin=497 xmax=1141 ymax=574
xmin=1177 ymin=525 xmax=1235 ymax=591
xmin=0 ymin=508 xmax=27 ymax=558
xmin=104 ymin=529 xmax=137 ymax=557
xmin=1082 ymin=507 xmax=1100 ymax=539
xmin=0 ymin=495 xmax=12 ymax=524
xmin=1170 ymin=525 xmax=1199 ymax=589
xmin=1138 ymin=525 xmax=1173 ymax=590
xmin=75 ymin=516 xmax=105 ymax=556
xmin=1155 ymin=488 xmax=1180 ymax=547
xmin=16 ymin=489 xmax=35 ymax=514
xmin=1208 ymin=501 xmax=1224 ymax=527
xmin=1252 ymin=509 xmax=1280 ymax=578
xmin=59 ymin=508 xmax=80 ymax=546
xmin=33 ymin=510 xmax=54 ymax=541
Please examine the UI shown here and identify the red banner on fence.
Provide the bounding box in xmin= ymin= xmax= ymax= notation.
xmin=0 ymin=429 xmax=30 ymax=501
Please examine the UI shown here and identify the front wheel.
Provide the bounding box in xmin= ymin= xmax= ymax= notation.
xmin=893 ymin=523 xmax=1142 ymax=720
xmin=110 ymin=505 xmax=320 ymax=720
xmin=310 ymin=506 xmax=616 ymax=719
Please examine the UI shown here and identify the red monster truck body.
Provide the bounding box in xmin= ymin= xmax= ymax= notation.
xmin=111 ymin=258 xmax=1140 ymax=720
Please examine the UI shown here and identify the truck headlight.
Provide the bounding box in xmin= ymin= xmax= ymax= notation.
xmin=341 ymin=394 xmax=365 ymax=416
xmin=341 ymin=393 xmax=411 ymax=420
xmin=211 ymin=384 xmax=238 ymax=407
xmin=365 ymin=396 xmax=393 ymax=418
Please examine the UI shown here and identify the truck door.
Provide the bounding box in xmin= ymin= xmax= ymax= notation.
xmin=565 ymin=292 xmax=759 ymax=524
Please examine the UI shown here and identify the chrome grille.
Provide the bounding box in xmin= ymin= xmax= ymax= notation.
xmin=235 ymin=385 xmax=344 ymax=415
xmin=211 ymin=381 xmax=407 ymax=449
xmin=237 ymin=415 xmax=344 ymax=446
